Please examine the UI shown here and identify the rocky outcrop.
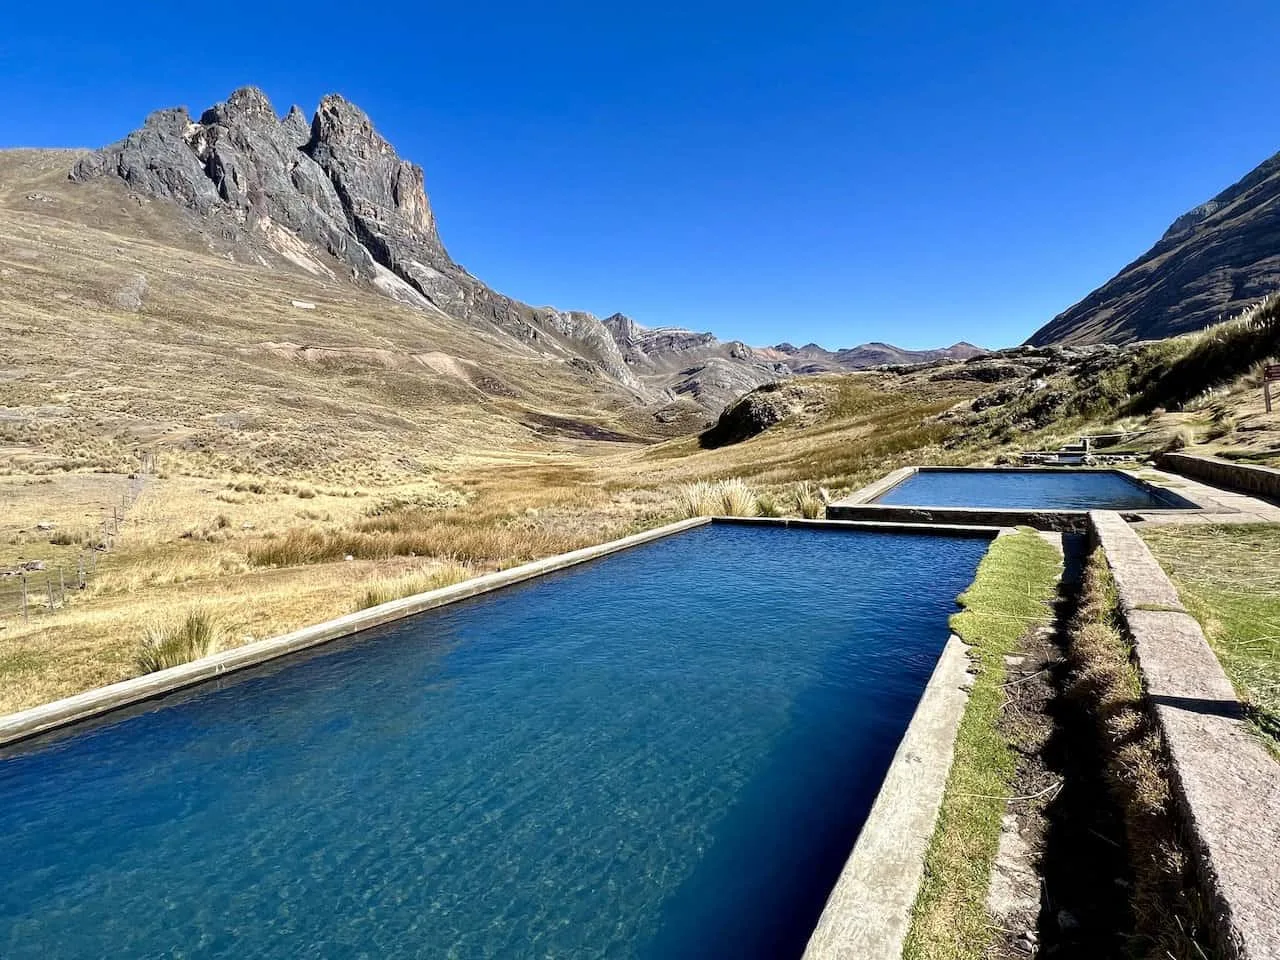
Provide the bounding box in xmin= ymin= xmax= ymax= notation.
xmin=699 ymin=380 xmax=816 ymax=448
xmin=70 ymin=87 xmax=784 ymax=412
xmin=1028 ymin=148 xmax=1280 ymax=345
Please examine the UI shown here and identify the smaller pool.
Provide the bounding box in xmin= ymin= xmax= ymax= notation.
xmin=874 ymin=469 xmax=1192 ymax=511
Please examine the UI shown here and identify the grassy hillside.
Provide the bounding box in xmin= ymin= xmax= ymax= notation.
xmin=6 ymin=142 xmax=1280 ymax=714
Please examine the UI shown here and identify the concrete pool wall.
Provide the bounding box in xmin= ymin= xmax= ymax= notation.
xmin=0 ymin=516 xmax=997 ymax=749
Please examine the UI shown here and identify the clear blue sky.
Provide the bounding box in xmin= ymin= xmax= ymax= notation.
xmin=4 ymin=1 xmax=1280 ymax=349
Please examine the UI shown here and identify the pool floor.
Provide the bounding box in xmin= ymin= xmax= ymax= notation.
xmin=874 ymin=469 xmax=1186 ymax=511
xmin=0 ymin=525 xmax=989 ymax=959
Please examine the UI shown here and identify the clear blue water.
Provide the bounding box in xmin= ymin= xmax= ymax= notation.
xmin=0 ymin=525 xmax=989 ymax=960
xmin=875 ymin=469 xmax=1185 ymax=510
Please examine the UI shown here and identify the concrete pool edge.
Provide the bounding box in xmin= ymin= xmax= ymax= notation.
xmin=802 ymin=527 xmax=1021 ymax=960
xmin=0 ymin=516 xmax=1000 ymax=749
xmin=1 ymin=517 xmax=721 ymax=747
xmin=1091 ymin=511 xmax=1280 ymax=960
xmin=802 ymin=631 xmax=975 ymax=960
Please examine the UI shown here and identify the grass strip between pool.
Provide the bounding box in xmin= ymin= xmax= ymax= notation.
xmin=903 ymin=527 xmax=1062 ymax=960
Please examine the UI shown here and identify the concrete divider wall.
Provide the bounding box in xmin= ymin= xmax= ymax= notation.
xmin=825 ymin=503 xmax=1092 ymax=532
xmin=1090 ymin=511 xmax=1280 ymax=960
xmin=1159 ymin=452 xmax=1280 ymax=501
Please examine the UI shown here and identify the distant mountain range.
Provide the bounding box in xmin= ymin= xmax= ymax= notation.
xmin=63 ymin=87 xmax=982 ymax=421
xmin=1029 ymin=147 xmax=1280 ymax=345
xmin=760 ymin=340 xmax=986 ymax=372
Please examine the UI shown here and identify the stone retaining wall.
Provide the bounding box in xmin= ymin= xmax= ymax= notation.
xmin=1159 ymin=452 xmax=1280 ymax=501
xmin=1091 ymin=511 xmax=1280 ymax=960
xmin=825 ymin=503 xmax=1092 ymax=532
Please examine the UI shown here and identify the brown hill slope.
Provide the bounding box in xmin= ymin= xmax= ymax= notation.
xmin=0 ymin=147 xmax=676 ymax=482
xmin=1028 ymin=148 xmax=1280 ymax=345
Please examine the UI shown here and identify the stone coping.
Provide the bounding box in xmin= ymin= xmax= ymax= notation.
xmin=713 ymin=515 xmax=1000 ymax=537
xmin=0 ymin=516 xmax=998 ymax=750
xmin=1091 ymin=511 xmax=1280 ymax=960
xmin=825 ymin=502 xmax=1095 ymax=533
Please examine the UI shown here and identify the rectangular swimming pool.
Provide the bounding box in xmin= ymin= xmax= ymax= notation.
xmin=0 ymin=524 xmax=990 ymax=959
xmin=874 ymin=468 xmax=1193 ymax=511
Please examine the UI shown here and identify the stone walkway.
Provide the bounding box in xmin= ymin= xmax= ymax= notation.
xmin=1093 ymin=512 xmax=1280 ymax=959
xmin=1126 ymin=466 xmax=1280 ymax=525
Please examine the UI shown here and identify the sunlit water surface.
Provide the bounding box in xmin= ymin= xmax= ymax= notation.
xmin=875 ymin=468 xmax=1184 ymax=510
xmin=0 ymin=525 xmax=989 ymax=959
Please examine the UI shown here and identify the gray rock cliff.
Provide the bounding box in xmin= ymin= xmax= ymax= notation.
xmin=71 ymin=87 xmax=784 ymax=411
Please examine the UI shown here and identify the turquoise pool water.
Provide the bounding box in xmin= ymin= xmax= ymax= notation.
xmin=0 ymin=524 xmax=989 ymax=959
xmin=875 ymin=469 xmax=1188 ymax=510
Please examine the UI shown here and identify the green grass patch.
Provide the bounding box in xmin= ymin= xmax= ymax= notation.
xmin=904 ymin=528 xmax=1062 ymax=960
xmin=1141 ymin=523 xmax=1280 ymax=751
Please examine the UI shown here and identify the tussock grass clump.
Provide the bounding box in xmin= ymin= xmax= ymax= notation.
xmin=905 ymin=528 xmax=1061 ymax=960
xmin=790 ymin=480 xmax=827 ymax=519
xmin=1064 ymin=549 xmax=1214 ymax=958
xmin=1163 ymin=424 xmax=1195 ymax=452
xmin=1129 ymin=293 xmax=1280 ymax=412
xmin=674 ymin=481 xmax=718 ymax=517
xmin=248 ymin=515 xmax=597 ymax=568
xmin=718 ymin=478 xmax=759 ymax=516
xmin=355 ymin=561 xmax=475 ymax=610
xmin=673 ymin=478 xmax=760 ymax=518
xmin=47 ymin=529 xmax=88 ymax=546
xmin=135 ymin=610 xmax=220 ymax=674
xmin=754 ymin=493 xmax=783 ymax=517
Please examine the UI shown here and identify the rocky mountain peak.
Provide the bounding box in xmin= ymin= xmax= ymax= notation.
xmin=304 ymin=93 xmax=442 ymax=253
xmin=602 ymin=313 xmax=640 ymax=342
xmin=200 ymin=86 xmax=278 ymax=127
xmin=69 ymin=87 xmax=790 ymax=419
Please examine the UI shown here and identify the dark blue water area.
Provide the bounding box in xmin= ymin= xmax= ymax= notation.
xmin=875 ymin=469 xmax=1185 ymax=510
xmin=0 ymin=525 xmax=989 ymax=959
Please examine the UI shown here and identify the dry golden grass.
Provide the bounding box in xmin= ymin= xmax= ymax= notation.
xmin=1064 ymin=549 xmax=1215 ymax=958
xmin=136 ymin=609 xmax=220 ymax=673
xmin=355 ymin=561 xmax=475 ymax=611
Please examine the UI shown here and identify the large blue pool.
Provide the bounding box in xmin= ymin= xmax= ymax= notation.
xmin=875 ymin=468 xmax=1190 ymax=511
xmin=0 ymin=524 xmax=989 ymax=959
